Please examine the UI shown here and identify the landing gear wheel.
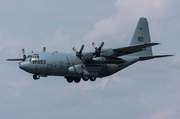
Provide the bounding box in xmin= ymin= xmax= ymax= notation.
xmin=90 ymin=77 xmax=96 ymax=82
xmin=82 ymin=77 xmax=89 ymax=81
xmin=66 ymin=77 xmax=73 ymax=83
xmin=74 ymin=78 xmax=81 ymax=83
xmin=33 ymin=74 xmax=40 ymax=80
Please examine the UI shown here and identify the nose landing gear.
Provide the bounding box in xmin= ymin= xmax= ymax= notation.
xmin=33 ymin=74 xmax=40 ymax=80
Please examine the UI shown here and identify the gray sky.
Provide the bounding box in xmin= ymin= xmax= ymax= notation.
xmin=0 ymin=0 xmax=179 ymax=119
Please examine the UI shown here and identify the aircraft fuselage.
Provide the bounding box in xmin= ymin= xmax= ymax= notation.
xmin=19 ymin=51 xmax=138 ymax=80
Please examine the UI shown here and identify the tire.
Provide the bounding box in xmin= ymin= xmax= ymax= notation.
xmin=74 ymin=78 xmax=81 ymax=83
xmin=33 ymin=74 xmax=40 ymax=80
xmin=66 ymin=77 xmax=73 ymax=83
xmin=90 ymin=77 xmax=96 ymax=82
xmin=82 ymin=77 xmax=89 ymax=81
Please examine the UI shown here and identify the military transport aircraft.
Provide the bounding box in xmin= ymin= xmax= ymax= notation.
xmin=7 ymin=18 xmax=172 ymax=83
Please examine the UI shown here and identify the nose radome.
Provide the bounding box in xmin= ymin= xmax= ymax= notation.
xmin=19 ymin=62 xmax=24 ymax=69
xmin=19 ymin=62 xmax=29 ymax=70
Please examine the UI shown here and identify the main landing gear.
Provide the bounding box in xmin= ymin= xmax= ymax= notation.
xmin=83 ymin=77 xmax=96 ymax=82
xmin=66 ymin=77 xmax=96 ymax=83
xmin=32 ymin=75 xmax=97 ymax=83
xmin=33 ymin=74 xmax=40 ymax=80
xmin=66 ymin=77 xmax=81 ymax=83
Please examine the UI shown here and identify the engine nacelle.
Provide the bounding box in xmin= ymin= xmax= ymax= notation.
xmin=82 ymin=52 xmax=94 ymax=61
xmin=101 ymin=48 xmax=115 ymax=57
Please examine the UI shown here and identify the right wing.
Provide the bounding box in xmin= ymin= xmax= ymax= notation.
xmin=113 ymin=42 xmax=159 ymax=56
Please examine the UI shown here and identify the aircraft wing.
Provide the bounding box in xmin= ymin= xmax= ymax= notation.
xmin=6 ymin=58 xmax=24 ymax=61
xmin=113 ymin=42 xmax=159 ymax=56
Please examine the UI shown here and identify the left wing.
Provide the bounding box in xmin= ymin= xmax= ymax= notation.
xmin=6 ymin=58 xmax=24 ymax=61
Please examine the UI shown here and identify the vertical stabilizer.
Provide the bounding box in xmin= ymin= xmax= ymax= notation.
xmin=130 ymin=18 xmax=153 ymax=56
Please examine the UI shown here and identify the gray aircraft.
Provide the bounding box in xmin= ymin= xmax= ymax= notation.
xmin=7 ymin=18 xmax=172 ymax=83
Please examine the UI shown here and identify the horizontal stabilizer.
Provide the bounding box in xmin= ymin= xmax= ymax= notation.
xmin=139 ymin=55 xmax=173 ymax=61
xmin=6 ymin=58 xmax=24 ymax=61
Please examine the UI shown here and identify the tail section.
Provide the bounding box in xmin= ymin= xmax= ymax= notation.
xmin=129 ymin=17 xmax=173 ymax=60
xmin=130 ymin=17 xmax=153 ymax=56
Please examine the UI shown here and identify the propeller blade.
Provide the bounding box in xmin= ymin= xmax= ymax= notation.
xmin=79 ymin=45 xmax=84 ymax=53
xmin=72 ymin=47 xmax=77 ymax=53
xmin=22 ymin=49 xmax=25 ymax=55
xmin=99 ymin=42 xmax=104 ymax=50
xmin=92 ymin=42 xmax=97 ymax=49
xmin=43 ymin=47 xmax=46 ymax=52
xmin=81 ymin=57 xmax=85 ymax=63
xmin=22 ymin=49 xmax=26 ymax=60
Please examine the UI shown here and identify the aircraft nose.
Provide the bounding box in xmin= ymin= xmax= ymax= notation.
xmin=19 ymin=62 xmax=29 ymax=70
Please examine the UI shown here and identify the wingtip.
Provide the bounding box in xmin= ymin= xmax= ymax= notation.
xmin=166 ymin=55 xmax=174 ymax=57
xmin=151 ymin=42 xmax=160 ymax=45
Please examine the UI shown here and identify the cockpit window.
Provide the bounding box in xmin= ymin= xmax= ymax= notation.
xmin=26 ymin=55 xmax=32 ymax=62
xmin=27 ymin=55 xmax=32 ymax=58
xmin=32 ymin=54 xmax=39 ymax=59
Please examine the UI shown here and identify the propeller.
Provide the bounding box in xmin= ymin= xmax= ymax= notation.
xmin=22 ymin=48 xmax=26 ymax=61
xmin=6 ymin=48 xmax=27 ymax=61
xmin=72 ymin=45 xmax=85 ymax=63
xmin=92 ymin=42 xmax=104 ymax=57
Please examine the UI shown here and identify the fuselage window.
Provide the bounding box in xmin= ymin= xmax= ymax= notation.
xmin=33 ymin=54 xmax=39 ymax=59
xmin=32 ymin=54 xmax=45 ymax=64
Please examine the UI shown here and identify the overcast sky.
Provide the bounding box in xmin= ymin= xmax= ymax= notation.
xmin=0 ymin=0 xmax=179 ymax=119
